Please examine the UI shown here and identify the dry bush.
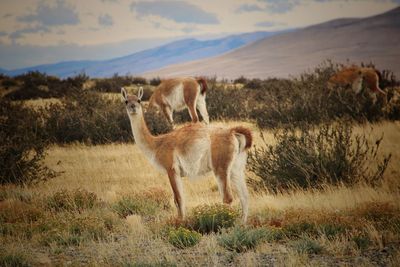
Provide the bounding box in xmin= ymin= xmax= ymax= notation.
xmin=0 ymin=100 xmax=55 ymax=185
xmin=42 ymin=88 xmax=170 ymax=144
xmin=248 ymin=122 xmax=391 ymax=192
xmin=5 ymin=72 xmax=88 ymax=100
xmin=93 ymin=74 xmax=133 ymax=93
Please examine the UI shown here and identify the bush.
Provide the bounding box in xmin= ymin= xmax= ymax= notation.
xmin=217 ymin=226 xmax=267 ymax=252
xmin=42 ymin=89 xmax=132 ymax=144
xmin=188 ymin=204 xmax=239 ymax=234
xmin=0 ymin=100 xmax=55 ymax=185
xmin=233 ymin=76 xmax=248 ymax=84
xmin=206 ymin=85 xmax=249 ymax=121
xmin=46 ymin=189 xmax=100 ymax=212
xmin=168 ymin=227 xmax=201 ymax=249
xmin=131 ymin=76 xmax=148 ymax=85
xmin=1 ymin=77 xmax=18 ymax=89
xmin=149 ymin=77 xmax=162 ymax=86
xmin=248 ymin=122 xmax=391 ymax=192
xmin=93 ymin=74 xmax=133 ymax=93
xmin=42 ymin=88 xmax=170 ymax=144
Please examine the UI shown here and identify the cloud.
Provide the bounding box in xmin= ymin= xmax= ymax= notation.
xmin=235 ymin=4 xmax=264 ymax=13
xmin=255 ymin=21 xmax=286 ymax=28
xmin=259 ymin=0 xmax=300 ymax=14
xmin=18 ymin=0 xmax=80 ymax=26
xmin=98 ymin=14 xmax=114 ymax=27
xmin=9 ymin=25 xmax=50 ymax=42
xmin=130 ymin=1 xmax=219 ymax=24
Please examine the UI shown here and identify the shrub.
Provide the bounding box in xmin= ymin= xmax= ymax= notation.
xmin=168 ymin=227 xmax=201 ymax=249
xmin=233 ymin=76 xmax=248 ymax=84
xmin=131 ymin=76 xmax=148 ymax=85
xmin=188 ymin=204 xmax=239 ymax=234
xmin=0 ymin=100 xmax=55 ymax=185
xmin=42 ymin=88 xmax=170 ymax=144
xmin=248 ymin=122 xmax=391 ymax=192
xmin=217 ymin=226 xmax=267 ymax=252
xmin=291 ymin=238 xmax=323 ymax=254
xmin=42 ymin=89 xmax=132 ymax=144
xmin=149 ymin=77 xmax=162 ymax=86
xmin=93 ymin=74 xmax=133 ymax=93
xmin=206 ymin=85 xmax=249 ymax=121
xmin=1 ymin=77 xmax=18 ymax=89
xmin=46 ymin=189 xmax=99 ymax=212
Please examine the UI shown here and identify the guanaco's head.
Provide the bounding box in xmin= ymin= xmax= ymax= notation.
xmin=121 ymin=87 xmax=144 ymax=116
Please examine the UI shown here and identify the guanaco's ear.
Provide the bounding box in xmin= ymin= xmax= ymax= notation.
xmin=137 ymin=86 xmax=144 ymax=100
xmin=121 ymin=87 xmax=127 ymax=101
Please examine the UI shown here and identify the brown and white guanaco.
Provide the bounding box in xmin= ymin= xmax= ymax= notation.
xmin=122 ymin=87 xmax=252 ymax=222
xmin=148 ymin=77 xmax=210 ymax=125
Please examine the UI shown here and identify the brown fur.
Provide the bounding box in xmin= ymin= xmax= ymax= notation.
xmin=196 ymin=77 xmax=208 ymax=95
xmin=231 ymin=126 xmax=253 ymax=150
xmin=328 ymin=66 xmax=386 ymax=96
xmin=148 ymin=77 xmax=209 ymax=124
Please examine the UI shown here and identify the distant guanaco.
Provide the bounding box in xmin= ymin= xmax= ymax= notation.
xmin=328 ymin=66 xmax=386 ymax=103
xmin=148 ymin=77 xmax=210 ymax=125
xmin=122 ymin=87 xmax=252 ymax=222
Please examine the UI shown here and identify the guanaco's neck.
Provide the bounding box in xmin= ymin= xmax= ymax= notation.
xmin=129 ymin=114 xmax=156 ymax=152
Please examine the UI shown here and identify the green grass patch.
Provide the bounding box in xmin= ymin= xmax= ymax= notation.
xmin=217 ymin=226 xmax=267 ymax=253
xmin=0 ymin=250 xmax=31 ymax=267
xmin=188 ymin=204 xmax=239 ymax=234
xmin=168 ymin=227 xmax=201 ymax=249
xmin=291 ymin=238 xmax=323 ymax=254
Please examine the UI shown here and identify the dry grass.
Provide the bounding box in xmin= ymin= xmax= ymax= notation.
xmin=1 ymin=120 xmax=399 ymax=266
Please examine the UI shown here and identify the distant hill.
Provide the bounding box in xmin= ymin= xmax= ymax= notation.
xmin=143 ymin=7 xmax=400 ymax=79
xmin=5 ymin=31 xmax=279 ymax=78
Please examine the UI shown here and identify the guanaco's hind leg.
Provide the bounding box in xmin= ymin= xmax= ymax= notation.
xmin=167 ymin=168 xmax=185 ymax=218
xmin=187 ymin=104 xmax=199 ymax=123
xmin=215 ymin=169 xmax=233 ymax=204
xmin=196 ymin=96 xmax=209 ymax=124
xmin=162 ymin=105 xmax=174 ymax=125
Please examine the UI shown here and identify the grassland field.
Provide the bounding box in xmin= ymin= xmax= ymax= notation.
xmin=1 ymin=114 xmax=400 ymax=266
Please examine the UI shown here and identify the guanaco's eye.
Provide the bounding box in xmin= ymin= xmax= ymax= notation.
xmin=138 ymin=99 xmax=141 ymax=103
xmin=125 ymin=100 xmax=128 ymax=105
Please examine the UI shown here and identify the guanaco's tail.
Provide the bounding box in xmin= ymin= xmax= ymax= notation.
xmin=231 ymin=126 xmax=253 ymax=151
xmin=197 ymin=77 xmax=208 ymax=95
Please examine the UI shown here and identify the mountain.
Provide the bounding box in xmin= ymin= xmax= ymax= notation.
xmin=143 ymin=7 xmax=400 ymax=79
xmin=5 ymin=31 xmax=279 ymax=78
xmin=8 ymin=60 xmax=98 ymax=77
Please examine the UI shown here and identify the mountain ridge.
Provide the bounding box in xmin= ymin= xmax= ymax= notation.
xmin=143 ymin=7 xmax=400 ymax=79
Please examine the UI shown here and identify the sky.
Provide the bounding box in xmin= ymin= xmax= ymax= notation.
xmin=0 ymin=0 xmax=399 ymax=69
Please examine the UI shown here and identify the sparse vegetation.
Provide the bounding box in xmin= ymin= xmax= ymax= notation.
xmin=248 ymin=122 xmax=391 ymax=192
